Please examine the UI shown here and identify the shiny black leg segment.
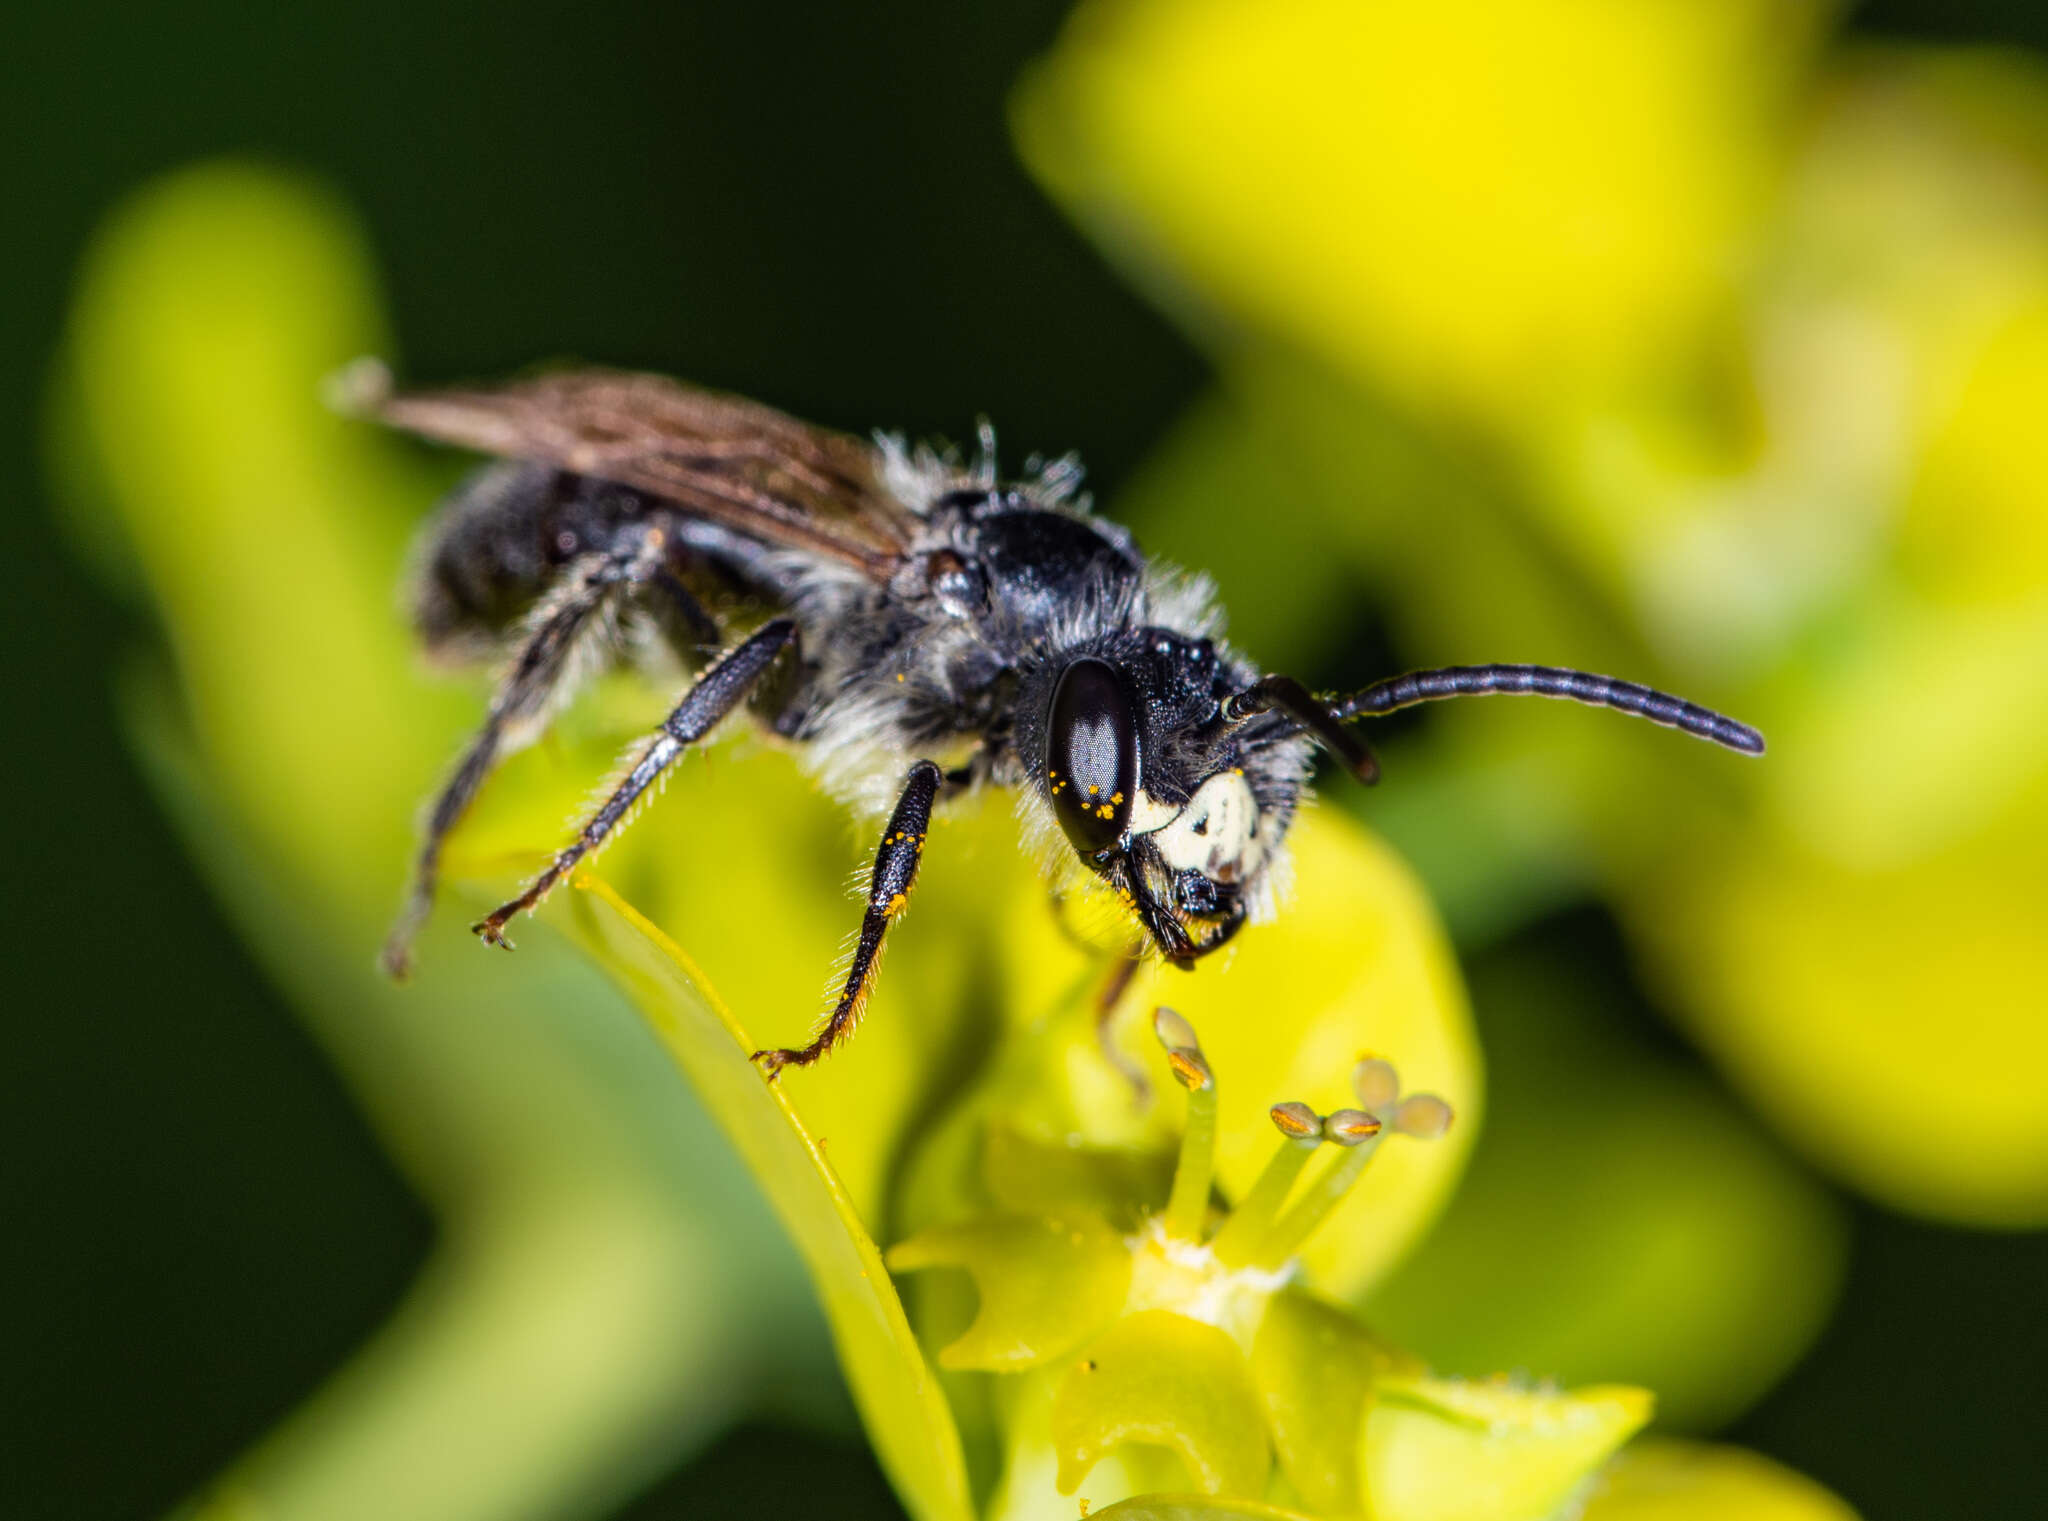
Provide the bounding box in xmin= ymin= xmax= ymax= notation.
xmin=472 ymin=617 xmax=797 ymax=949
xmin=752 ymin=759 xmax=943 ymax=1077
xmin=383 ymin=548 xmax=646 ymax=978
xmin=1223 ymin=675 xmax=1379 ymax=783
xmin=1336 ymin=664 xmax=1766 ymax=755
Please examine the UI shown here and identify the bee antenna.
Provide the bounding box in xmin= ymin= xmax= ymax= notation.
xmin=973 ymin=416 xmax=998 ymax=489
xmin=1223 ymin=676 xmax=1379 ymax=784
xmin=1334 ymin=664 xmax=1765 ymax=755
xmin=322 ymin=355 xmax=394 ymax=418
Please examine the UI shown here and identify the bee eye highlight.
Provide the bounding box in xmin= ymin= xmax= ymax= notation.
xmin=1047 ymin=657 xmax=1137 ymax=857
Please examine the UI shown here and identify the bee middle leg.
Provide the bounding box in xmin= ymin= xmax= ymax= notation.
xmin=751 ymin=759 xmax=943 ymax=1078
xmin=472 ymin=617 xmax=798 ymax=949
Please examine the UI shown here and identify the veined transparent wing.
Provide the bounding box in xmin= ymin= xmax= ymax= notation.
xmin=369 ymin=366 xmax=916 ymax=576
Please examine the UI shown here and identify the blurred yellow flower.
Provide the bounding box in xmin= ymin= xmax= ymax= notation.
xmin=1015 ymin=0 xmax=1823 ymax=420
xmin=1016 ymin=0 xmax=2048 ymax=1226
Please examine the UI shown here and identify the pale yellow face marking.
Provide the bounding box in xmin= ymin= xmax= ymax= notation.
xmin=1143 ymin=771 xmax=1263 ymax=881
xmin=1127 ymin=791 xmax=1180 ymax=835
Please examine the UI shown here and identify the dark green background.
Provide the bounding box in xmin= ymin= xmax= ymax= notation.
xmin=5 ymin=4 xmax=2043 ymax=1519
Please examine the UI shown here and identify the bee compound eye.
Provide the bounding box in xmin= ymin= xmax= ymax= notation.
xmin=1047 ymin=657 xmax=1138 ymax=857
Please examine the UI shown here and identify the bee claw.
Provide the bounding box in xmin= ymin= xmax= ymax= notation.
xmin=472 ymin=918 xmax=517 ymax=951
xmin=750 ymin=1048 xmax=794 ymax=1080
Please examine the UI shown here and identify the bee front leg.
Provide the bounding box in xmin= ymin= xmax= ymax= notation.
xmin=1093 ymin=950 xmax=1153 ymax=1105
xmin=751 ymin=759 xmax=943 ymax=1078
xmin=471 ymin=617 xmax=798 ymax=949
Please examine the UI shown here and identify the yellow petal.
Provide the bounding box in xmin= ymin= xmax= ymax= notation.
xmin=1085 ymin=1500 xmax=1319 ymax=1521
xmin=888 ymin=1213 xmax=1133 ymax=1372
xmin=1583 ymin=1439 xmax=1861 ymax=1521
xmin=1250 ymin=1287 xmax=1416 ymax=1515
xmin=1051 ymin=1310 xmax=1271 ymax=1498
xmin=1364 ymin=1375 xmax=1652 ymax=1521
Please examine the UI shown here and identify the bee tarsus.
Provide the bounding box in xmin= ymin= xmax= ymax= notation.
xmin=751 ymin=758 xmax=943 ymax=1079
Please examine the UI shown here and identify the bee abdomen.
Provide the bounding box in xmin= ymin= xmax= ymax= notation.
xmin=410 ymin=463 xmax=655 ymax=652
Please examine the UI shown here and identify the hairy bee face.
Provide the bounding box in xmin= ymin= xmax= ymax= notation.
xmin=1043 ymin=653 xmax=1286 ymax=965
xmin=1124 ymin=768 xmax=1271 ymax=962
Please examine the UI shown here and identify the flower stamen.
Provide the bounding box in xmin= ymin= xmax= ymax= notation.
xmin=1210 ymin=1102 xmax=1325 ymax=1267
xmin=1247 ymin=1060 xmax=1455 ymax=1271
xmin=1251 ymin=1108 xmax=1382 ymax=1269
xmin=1156 ymin=1006 xmax=1219 ymax=1241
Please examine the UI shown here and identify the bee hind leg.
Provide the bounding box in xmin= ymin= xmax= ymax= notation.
xmin=470 ymin=616 xmax=799 ymax=951
xmin=382 ymin=545 xmax=653 ymax=978
xmin=752 ymin=759 xmax=943 ymax=1078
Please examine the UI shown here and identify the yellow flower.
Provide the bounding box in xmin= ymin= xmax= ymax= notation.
xmin=887 ymin=1011 xmax=1658 ymax=1519
xmin=55 ymin=141 xmax=1861 ymax=1521
xmin=1014 ymin=0 xmax=1822 ymax=422
xmin=1014 ymin=0 xmax=2048 ymax=1231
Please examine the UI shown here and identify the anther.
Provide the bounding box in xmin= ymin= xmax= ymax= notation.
xmin=1394 ymin=1093 xmax=1453 ymax=1140
xmin=1152 ymin=1011 xmax=1213 ymax=1091
xmin=1154 ymin=1006 xmax=1200 ymax=1051
xmin=1322 ymin=1108 xmax=1383 ymax=1146
xmin=1249 ymin=1065 xmax=1458 ymax=1270
xmin=1353 ymin=1057 xmax=1400 ymax=1112
xmin=1269 ymin=1102 xmax=1323 ymax=1140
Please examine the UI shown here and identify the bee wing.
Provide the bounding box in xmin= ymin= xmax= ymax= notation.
xmin=370 ymin=366 xmax=916 ymax=575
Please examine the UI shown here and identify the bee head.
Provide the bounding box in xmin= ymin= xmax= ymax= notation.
xmin=1040 ymin=648 xmax=1297 ymax=966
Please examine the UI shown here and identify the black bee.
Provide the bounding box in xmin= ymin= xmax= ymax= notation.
xmin=364 ymin=367 xmax=1762 ymax=1075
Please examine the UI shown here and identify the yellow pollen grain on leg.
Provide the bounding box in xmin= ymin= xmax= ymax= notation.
xmin=885 ymin=893 xmax=908 ymax=915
